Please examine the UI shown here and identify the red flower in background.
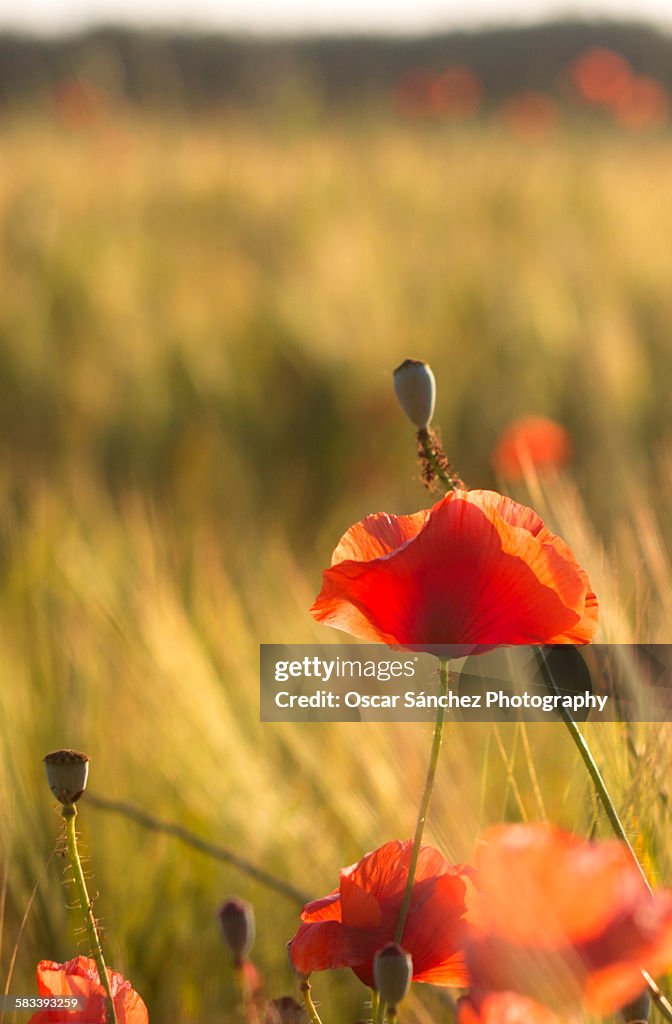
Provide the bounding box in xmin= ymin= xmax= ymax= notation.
xmin=310 ymin=490 xmax=597 ymax=650
xmin=429 ymin=66 xmax=482 ymax=119
xmin=393 ymin=65 xmax=481 ymax=120
xmin=51 ymin=79 xmax=108 ymax=130
xmin=569 ymin=48 xmax=633 ymax=107
xmin=458 ymin=991 xmax=558 ymax=1024
xmin=613 ymin=75 xmax=669 ymax=130
xmin=464 ymin=824 xmax=672 ymax=1018
xmin=289 ymin=839 xmax=474 ymax=989
xmin=491 ymin=416 xmax=572 ymax=479
xmin=28 ymin=957 xmax=148 ymax=1024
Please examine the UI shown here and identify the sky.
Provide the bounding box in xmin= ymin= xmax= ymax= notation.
xmin=1 ymin=0 xmax=671 ymax=34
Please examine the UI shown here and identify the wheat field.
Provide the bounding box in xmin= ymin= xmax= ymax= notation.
xmin=1 ymin=108 xmax=672 ymax=1022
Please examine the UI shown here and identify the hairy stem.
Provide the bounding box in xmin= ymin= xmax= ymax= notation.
xmin=300 ymin=980 xmax=324 ymax=1024
xmin=62 ymin=805 xmax=118 ymax=1024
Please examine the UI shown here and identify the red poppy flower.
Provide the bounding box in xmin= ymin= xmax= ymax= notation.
xmin=491 ymin=417 xmax=572 ymax=479
xmin=569 ymin=48 xmax=633 ymax=107
xmin=28 ymin=956 xmax=148 ymax=1024
xmin=464 ymin=824 xmax=672 ymax=1016
xmin=288 ymin=839 xmax=474 ymax=989
xmin=310 ymin=490 xmax=597 ymax=650
xmin=613 ymin=75 xmax=669 ymax=131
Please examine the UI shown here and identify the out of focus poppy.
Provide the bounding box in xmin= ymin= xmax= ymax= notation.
xmin=288 ymin=839 xmax=474 ymax=989
xmin=458 ymin=990 xmax=558 ymax=1024
xmin=28 ymin=957 xmax=148 ymax=1024
xmin=310 ymin=490 xmax=597 ymax=650
xmin=499 ymin=93 xmax=560 ymax=139
xmin=429 ymin=66 xmax=482 ymax=119
xmin=51 ymin=78 xmax=107 ymax=130
xmin=464 ymin=824 xmax=672 ymax=1017
xmin=491 ymin=416 xmax=572 ymax=479
xmin=612 ymin=75 xmax=669 ymax=130
xmin=569 ymin=48 xmax=633 ymax=106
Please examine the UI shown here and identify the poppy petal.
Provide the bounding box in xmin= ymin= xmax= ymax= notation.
xmin=340 ymin=875 xmax=383 ymax=929
xmin=404 ymin=873 xmax=472 ymax=984
xmin=345 ymin=840 xmax=412 ymax=901
xmin=300 ymin=889 xmax=342 ymax=923
xmin=330 ymin=510 xmax=429 ymax=566
xmin=289 ymin=920 xmax=373 ymax=974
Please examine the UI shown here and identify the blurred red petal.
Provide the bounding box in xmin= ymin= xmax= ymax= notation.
xmin=466 ymin=824 xmax=672 ymax=1016
xmin=474 ymin=824 xmax=646 ymax=947
xmin=458 ymin=992 xmax=560 ymax=1024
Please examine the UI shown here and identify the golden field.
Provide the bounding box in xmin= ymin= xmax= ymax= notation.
xmin=1 ymin=108 xmax=672 ymax=1021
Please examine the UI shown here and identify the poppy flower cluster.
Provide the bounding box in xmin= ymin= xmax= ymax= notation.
xmin=568 ymin=47 xmax=669 ymax=130
xmin=290 ymin=826 xmax=672 ymax=1021
xmin=310 ymin=489 xmax=597 ymax=651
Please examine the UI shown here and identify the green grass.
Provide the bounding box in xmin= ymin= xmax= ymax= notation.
xmin=1 ymin=110 xmax=672 ymax=1022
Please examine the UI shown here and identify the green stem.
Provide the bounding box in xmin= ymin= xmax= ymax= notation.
xmin=534 ymin=653 xmax=646 ymax=886
xmin=536 ymin=651 xmax=672 ymax=1022
xmin=370 ymin=990 xmax=380 ymax=1023
xmin=374 ymin=999 xmax=386 ymax=1024
xmin=300 ymin=980 xmax=324 ymax=1024
xmin=394 ymin=660 xmax=449 ymax=944
xmin=62 ymin=805 xmax=118 ymax=1024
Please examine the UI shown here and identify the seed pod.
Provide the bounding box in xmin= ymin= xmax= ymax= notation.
xmin=43 ymin=750 xmax=90 ymax=805
xmin=393 ymin=359 xmax=436 ymax=429
xmin=373 ymin=943 xmax=412 ymax=1008
xmin=217 ymin=898 xmax=255 ymax=964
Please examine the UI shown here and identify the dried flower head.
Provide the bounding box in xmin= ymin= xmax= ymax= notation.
xmin=43 ymin=750 xmax=90 ymax=805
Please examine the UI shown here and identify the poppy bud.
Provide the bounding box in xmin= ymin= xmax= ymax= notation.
xmin=43 ymin=749 xmax=90 ymax=805
xmin=218 ymin=898 xmax=255 ymax=965
xmin=393 ymin=358 xmax=436 ymax=429
xmin=621 ymin=991 xmax=651 ymax=1023
xmin=373 ymin=943 xmax=412 ymax=1008
xmin=263 ymin=996 xmax=306 ymax=1023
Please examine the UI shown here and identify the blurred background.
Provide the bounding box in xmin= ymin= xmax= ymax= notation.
xmin=2 ymin=0 xmax=672 ymax=1021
